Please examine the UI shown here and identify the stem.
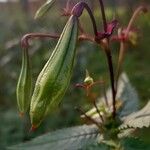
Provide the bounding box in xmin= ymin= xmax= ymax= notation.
xmin=125 ymin=6 xmax=147 ymax=38
xmin=66 ymin=0 xmax=71 ymax=11
xmin=71 ymin=2 xmax=98 ymax=37
xmin=115 ymin=6 xmax=147 ymax=88
xmin=21 ymin=32 xmax=97 ymax=48
xmin=75 ymin=107 xmax=101 ymax=128
xmin=98 ymin=0 xmax=107 ymax=32
xmin=105 ymin=49 xmax=116 ymax=119
xmin=79 ymin=34 xmax=95 ymax=42
xmin=21 ymin=33 xmax=59 ymax=48
xmin=93 ymin=101 xmax=104 ymax=123
xmin=115 ymin=41 xmax=126 ymax=89
xmin=101 ymin=79 xmax=109 ymax=107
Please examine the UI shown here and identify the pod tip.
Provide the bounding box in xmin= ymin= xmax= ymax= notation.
xmin=19 ymin=112 xmax=24 ymax=118
xmin=30 ymin=125 xmax=37 ymax=132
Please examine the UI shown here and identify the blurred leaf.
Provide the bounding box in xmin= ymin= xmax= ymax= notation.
xmin=116 ymin=73 xmax=139 ymax=117
xmin=120 ymin=100 xmax=150 ymax=129
xmin=118 ymin=128 xmax=135 ymax=139
xmin=121 ymin=137 xmax=150 ymax=150
xmin=8 ymin=125 xmax=99 ymax=150
xmin=35 ymin=0 xmax=56 ymax=19
xmin=0 ymin=110 xmax=24 ymax=149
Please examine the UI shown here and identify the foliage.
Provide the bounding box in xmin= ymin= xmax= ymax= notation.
xmin=8 ymin=125 xmax=99 ymax=150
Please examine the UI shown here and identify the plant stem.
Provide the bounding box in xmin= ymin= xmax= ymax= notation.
xmin=105 ymin=48 xmax=116 ymax=119
xmin=21 ymin=32 xmax=97 ymax=48
xmin=66 ymin=0 xmax=71 ymax=11
xmin=115 ymin=6 xmax=147 ymax=88
xmin=71 ymin=2 xmax=98 ymax=37
xmin=93 ymin=101 xmax=104 ymax=123
xmin=21 ymin=33 xmax=59 ymax=48
xmin=125 ymin=6 xmax=147 ymax=38
xmin=75 ymin=107 xmax=101 ymax=128
xmin=101 ymin=79 xmax=109 ymax=107
xmin=115 ymin=41 xmax=126 ymax=89
xmin=98 ymin=0 xmax=107 ymax=32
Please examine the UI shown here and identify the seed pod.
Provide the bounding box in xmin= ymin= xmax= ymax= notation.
xmin=30 ymin=15 xmax=78 ymax=129
xmin=16 ymin=48 xmax=32 ymax=116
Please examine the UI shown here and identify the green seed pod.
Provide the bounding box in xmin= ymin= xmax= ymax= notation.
xmin=16 ymin=48 xmax=32 ymax=116
xmin=30 ymin=15 xmax=78 ymax=129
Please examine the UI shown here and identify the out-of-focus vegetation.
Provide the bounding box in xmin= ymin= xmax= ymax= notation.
xmin=0 ymin=0 xmax=150 ymax=149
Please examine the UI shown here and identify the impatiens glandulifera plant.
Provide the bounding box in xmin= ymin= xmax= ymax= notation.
xmin=13 ymin=0 xmax=150 ymax=149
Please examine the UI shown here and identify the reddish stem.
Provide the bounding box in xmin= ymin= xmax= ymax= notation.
xmin=71 ymin=2 xmax=98 ymax=37
xmin=105 ymin=49 xmax=116 ymax=118
xmin=98 ymin=0 xmax=107 ymax=32
xmin=125 ymin=6 xmax=147 ymax=38
xmin=21 ymin=33 xmax=59 ymax=48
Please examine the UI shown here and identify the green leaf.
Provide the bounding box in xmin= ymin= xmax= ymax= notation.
xmin=83 ymin=73 xmax=139 ymax=122
xmin=120 ymin=100 xmax=150 ymax=129
xmin=8 ymin=125 xmax=99 ymax=150
xmin=121 ymin=137 xmax=150 ymax=150
xmin=118 ymin=128 xmax=135 ymax=138
xmin=34 ymin=0 xmax=56 ymax=19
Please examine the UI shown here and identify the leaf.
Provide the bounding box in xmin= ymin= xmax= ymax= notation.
xmin=83 ymin=73 xmax=139 ymax=122
xmin=8 ymin=125 xmax=99 ymax=150
xmin=116 ymin=73 xmax=139 ymax=117
xmin=120 ymin=100 xmax=150 ymax=129
xmin=118 ymin=128 xmax=135 ymax=138
xmin=121 ymin=137 xmax=150 ymax=150
xmin=34 ymin=0 xmax=56 ymax=19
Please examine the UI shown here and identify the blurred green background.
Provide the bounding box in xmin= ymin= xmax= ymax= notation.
xmin=0 ymin=0 xmax=149 ymax=149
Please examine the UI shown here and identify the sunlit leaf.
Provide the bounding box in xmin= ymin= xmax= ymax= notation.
xmin=120 ymin=100 xmax=150 ymax=129
xmin=8 ymin=125 xmax=99 ymax=150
